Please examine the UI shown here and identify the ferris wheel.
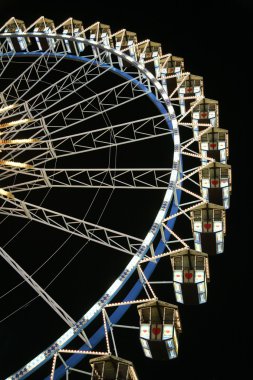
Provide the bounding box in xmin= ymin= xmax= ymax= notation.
xmin=0 ymin=16 xmax=232 ymax=380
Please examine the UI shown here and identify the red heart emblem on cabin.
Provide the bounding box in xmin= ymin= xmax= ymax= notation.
xmin=211 ymin=179 xmax=219 ymax=186
xmin=210 ymin=143 xmax=217 ymax=149
xmin=152 ymin=327 xmax=161 ymax=336
xmin=185 ymin=272 xmax=193 ymax=280
xmin=204 ymin=223 xmax=211 ymax=231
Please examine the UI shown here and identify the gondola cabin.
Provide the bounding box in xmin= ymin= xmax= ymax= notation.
xmin=113 ymin=30 xmax=137 ymax=68
xmin=137 ymin=41 xmax=162 ymax=77
xmin=114 ymin=30 xmax=138 ymax=63
xmin=33 ymin=17 xmax=56 ymax=50
xmin=191 ymin=98 xmax=219 ymax=138
xmin=61 ymin=18 xmax=85 ymax=54
xmin=89 ymin=355 xmax=139 ymax=380
xmin=170 ymin=249 xmax=210 ymax=304
xmin=137 ymin=300 xmax=182 ymax=360
xmin=190 ymin=203 xmax=226 ymax=255
xmin=199 ymin=163 xmax=232 ymax=209
xmin=178 ymin=74 xmax=203 ymax=116
xmin=89 ymin=22 xmax=111 ymax=44
xmin=3 ymin=17 xmax=30 ymax=51
xmin=160 ymin=55 xmax=184 ymax=94
xmin=88 ymin=23 xmax=112 ymax=60
xmin=199 ymin=127 xmax=229 ymax=164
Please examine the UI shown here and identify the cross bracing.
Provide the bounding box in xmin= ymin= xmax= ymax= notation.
xmin=0 ymin=113 xmax=172 ymax=166
xmin=0 ymin=195 xmax=144 ymax=255
xmin=0 ymin=20 xmax=212 ymax=380
xmin=2 ymin=168 xmax=172 ymax=192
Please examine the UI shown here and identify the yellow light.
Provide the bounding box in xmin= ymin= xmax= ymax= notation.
xmin=0 ymin=188 xmax=14 ymax=199
xmin=0 ymin=160 xmax=33 ymax=169
xmin=0 ymin=104 xmax=18 ymax=114
xmin=0 ymin=138 xmax=39 ymax=145
xmin=0 ymin=118 xmax=33 ymax=129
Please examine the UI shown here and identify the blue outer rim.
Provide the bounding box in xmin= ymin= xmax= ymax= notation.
xmin=0 ymin=50 xmax=182 ymax=379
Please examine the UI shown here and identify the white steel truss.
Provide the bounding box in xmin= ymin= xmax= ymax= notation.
xmin=0 ymin=15 xmax=230 ymax=380
xmin=2 ymin=168 xmax=172 ymax=192
xmin=0 ymin=195 xmax=143 ymax=255
xmin=0 ymin=246 xmax=91 ymax=346
xmin=0 ymin=113 xmax=172 ymax=166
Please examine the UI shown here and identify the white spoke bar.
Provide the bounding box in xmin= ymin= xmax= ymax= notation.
xmin=1 ymin=41 xmax=67 ymax=106
xmin=0 ymin=196 xmax=143 ymax=255
xmin=2 ymin=77 xmax=152 ymax=160
xmin=0 ymin=246 xmax=90 ymax=346
xmin=4 ymin=168 xmax=172 ymax=192
xmin=0 ymin=40 xmax=15 ymax=79
xmin=1 ymin=114 xmax=172 ymax=165
xmin=18 ymin=53 xmax=111 ymax=118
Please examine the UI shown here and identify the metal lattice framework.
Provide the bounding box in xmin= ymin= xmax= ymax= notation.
xmin=0 ymin=16 xmax=231 ymax=380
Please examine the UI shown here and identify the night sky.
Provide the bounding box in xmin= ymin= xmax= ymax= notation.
xmin=0 ymin=1 xmax=251 ymax=379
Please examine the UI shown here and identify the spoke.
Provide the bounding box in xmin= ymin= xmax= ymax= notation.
xmin=1 ymin=52 xmax=113 ymax=136
xmin=1 ymin=113 xmax=172 ymax=165
xmin=1 ymin=75 xmax=151 ymax=152
xmin=23 ymin=53 xmax=112 ymax=117
xmin=0 ymin=195 xmax=143 ymax=255
xmin=0 ymin=41 xmax=67 ymax=107
xmin=0 ymin=41 xmax=15 ymax=79
xmin=4 ymin=168 xmax=172 ymax=192
xmin=1 ymin=56 xmax=151 ymax=140
xmin=0 ymin=246 xmax=90 ymax=346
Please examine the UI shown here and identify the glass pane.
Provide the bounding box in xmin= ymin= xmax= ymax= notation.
xmin=175 ymin=292 xmax=183 ymax=303
xmin=202 ymin=178 xmax=210 ymax=187
xmin=140 ymin=324 xmax=150 ymax=339
xmin=194 ymin=242 xmax=202 ymax=252
xmin=118 ymin=363 xmax=128 ymax=378
xmin=167 ymin=339 xmax=175 ymax=349
xmin=214 ymin=221 xmax=222 ymax=232
xmin=163 ymin=324 xmax=173 ymax=340
xmin=194 ymin=232 xmax=200 ymax=243
xmin=217 ymin=242 xmax=224 ymax=253
xmin=173 ymin=270 xmax=183 ymax=283
xmin=173 ymin=257 xmax=183 ymax=269
xmin=199 ymin=293 xmax=206 ymax=304
xmin=173 ymin=282 xmax=182 ymax=293
xmin=140 ymin=307 xmax=150 ymax=323
xmin=197 ymin=282 xmax=206 ymax=293
xmin=169 ymin=349 xmax=177 ymax=359
xmin=195 ymin=271 xmax=205 ymax=283
xmin=140 ymin=338 xmax=149 ymax=349
xmin=213 ymin=210 xmax=222 ymax=220
xmin=194 ymin=221 xmax=202 ymax=232
xmin=144 ymin=348 xmax=152 ymax=358
xmin=216 ymin=231 xmax=223 ymax=243
xmin=93 ymin=362 xmax=104 ymax=378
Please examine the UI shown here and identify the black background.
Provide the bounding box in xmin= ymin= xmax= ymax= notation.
xmin=0 ymin=0 xmax=251 ymax=379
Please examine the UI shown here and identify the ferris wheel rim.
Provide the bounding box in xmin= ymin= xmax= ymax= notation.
xmin=0 ymin=32 xmax=181 ymax=379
